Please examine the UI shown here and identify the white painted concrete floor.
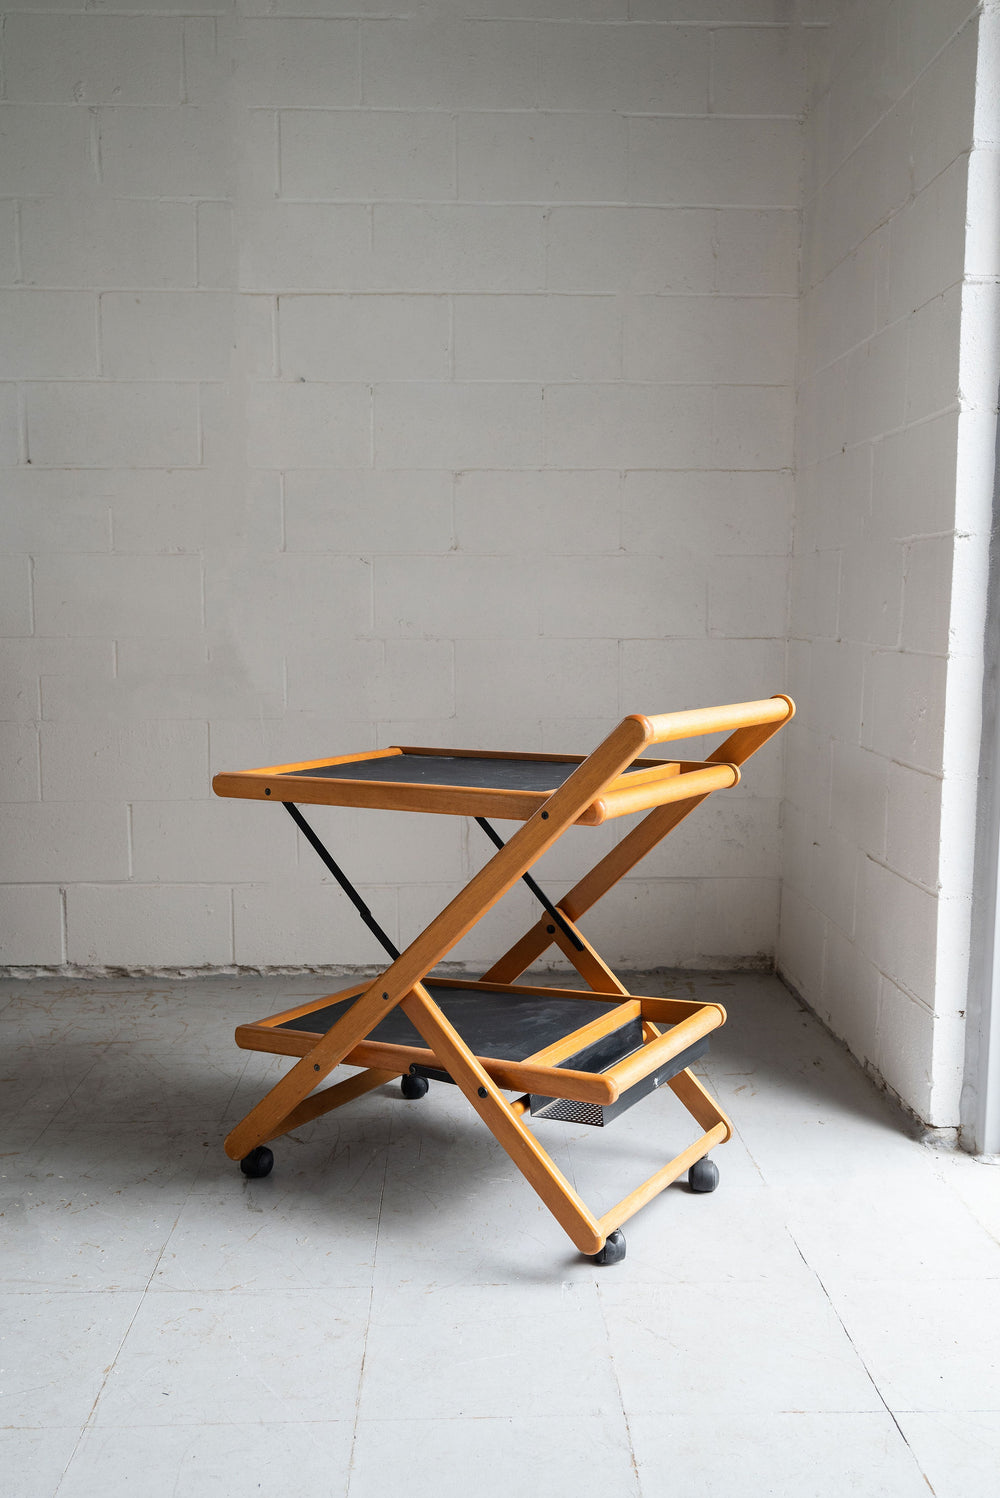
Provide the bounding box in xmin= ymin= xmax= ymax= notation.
xmin=2 ymin=969 xmax=999 ymax=1498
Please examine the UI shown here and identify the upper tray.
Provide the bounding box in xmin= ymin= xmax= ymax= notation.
xmin=212 ymin=744 xmax=697 ymax=823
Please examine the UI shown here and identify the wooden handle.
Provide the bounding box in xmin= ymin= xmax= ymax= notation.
xmin=602 ymin=1004 xmax=725 ymax=1100
xmin=595 ymin=761 xmax=739 ymax=820
xmin=636 ymin=694 xmax=793 ymax=747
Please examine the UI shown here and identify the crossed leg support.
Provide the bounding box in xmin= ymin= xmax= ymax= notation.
xmin=225 ymin=708 xmax=788 ymax=1256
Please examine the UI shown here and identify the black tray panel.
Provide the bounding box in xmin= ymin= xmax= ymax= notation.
xmin=287 ymin=753 xmax=649 ymax=793
xmin=276 ymin=984 xmax=631 ymax=1063
xmin=413 ymin=1015 xmax=644 ymax=1087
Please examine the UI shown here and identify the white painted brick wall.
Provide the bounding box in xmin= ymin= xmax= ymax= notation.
xmin=280 ymin=295 xmax=450 ymax=382
xmin=33 ymin=556 xmax=204 ymax=639
xmin=4 ymin=15 xmax=184 ymax=105
xmin=779 ymin=0 xmax=986 ymax=1128
xmin=2 ymin=1 xmax=800 ymax=979
xmin=26 ymin=383 xmax=201 ymax=468
xmin=0 ymin=886 xmax=64 ymax=966
xmin=65 ymin=884 xmax=232 ymax=968
xmin=100 ymin=294 xmax=234 ymax=382
xmin=21 ymin=198 xmax=198 ymax=289
xmin=373 ymin=204 xmax=546 ymax=292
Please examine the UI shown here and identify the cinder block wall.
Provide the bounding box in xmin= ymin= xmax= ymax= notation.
xmin=0 ymin=2 xmax=802 ymax=972
xmin=779 ymin=0 xmax=985 ymax=1127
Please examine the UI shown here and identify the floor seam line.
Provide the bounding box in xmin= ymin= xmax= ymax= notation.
xmin=344 ymin=1116 xmax=392 ymax=1498
xmin=49 ymin=1065 xmax=214 ymax=1492
xmin=50 ymin=1287 xmax=148 ymax=1498
xmin=789 ymin=1233 xmax=939 ymax=1497
xmin=596 ymin=1281 xmax=644 ymax=1497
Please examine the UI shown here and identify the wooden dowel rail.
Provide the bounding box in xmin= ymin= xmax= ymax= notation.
xmin=595 ymin=761 xmax=739 ymax=820
xmin=597 ymin=1122 xmax=729 ymax=1236
xmin=637 ymin=694 xmax=793 ymax=747
xmin=268 ymin=1067 xmax=401 ymax=1139
xmin=600 ymin=1004 xmax=726 ymax=1098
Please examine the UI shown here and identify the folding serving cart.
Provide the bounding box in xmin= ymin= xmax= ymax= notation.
xmin=213 ymin=695 xmax=793 ymax=1264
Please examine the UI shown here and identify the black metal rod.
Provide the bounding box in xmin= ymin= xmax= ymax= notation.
xmin=283 ymin=802 xmax=401 ymax=962
xmin=474 ymin=816 xmax=584 ymax=952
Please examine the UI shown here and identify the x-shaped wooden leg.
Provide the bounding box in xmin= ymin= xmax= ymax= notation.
xmin=223 ymin=703 xmax=789 ymax=1255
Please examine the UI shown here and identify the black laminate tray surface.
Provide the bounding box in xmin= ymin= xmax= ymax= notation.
xmin=276 ymin=984 xmax=631 ymax=1062
xmin=288 ymin=754 xmax=649 ymax=793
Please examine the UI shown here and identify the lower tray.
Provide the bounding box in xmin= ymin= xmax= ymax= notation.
xmin=273 ymin=981 xmax=709 ymax=1130
xmin=275 ymin=982 xmax=634 ymax=1063
xmin=236 ymin=975 xmax=719 ymax=1116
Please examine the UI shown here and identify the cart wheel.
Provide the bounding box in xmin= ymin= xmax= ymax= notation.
xmin=590 ymin=1230 xmax=626 ymax=1266
xmin=400 ymin=1073 xmax=430 ymax=1100
xmin=688 ymin=1156 xmax=719 ymax=1193
xmin=240 ymin=1146 xmax=274 ymax=1179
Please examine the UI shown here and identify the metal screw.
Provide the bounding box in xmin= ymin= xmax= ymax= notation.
xmin=313 ymin=1064 xmax=320 ymax=1072
xmin=477 ymin=1086 xmax=488 ymax=1098
xmin=382 ymin=991 xmax=389 ymax=1000
xmin=264 ymin=787 xmax=271 ymax=796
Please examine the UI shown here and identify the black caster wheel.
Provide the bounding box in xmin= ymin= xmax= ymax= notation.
xmin=688 ymin=1157 xmax=719 ymax=1193
xmin=240 ymin=1145 xmax=274 ymax=1179
xmin=590 ymin=1230 xmax=626 ymax=1266
xmin=400 ymin=1073 xmax=430 ymax=1100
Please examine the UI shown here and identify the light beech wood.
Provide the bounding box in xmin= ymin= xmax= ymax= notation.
xmin=600 ymin=1005 xmax=725 ymax=1097
xmin=667 ymin=1066 xmax=734 ymax=1142
xmin=233 ymin=988 xmax=710 ymax=1063
xmin=706 ymin=694 xmax=795 ymax=771
xmin=233 ymin=980 xmax=370 ymax=1035
xmin=597 ymin=1122 xmax=729 ymax=1236
xmin=398 ymin=745 xmax=591 ymax=763
xmin=235 ymin=1023 xmax=331 ymax=1058
xmin=265 ymin=1067 xmax=401 ymax=1139
xmin=640 ymin=694 xmax=792 ymax=746
xmin=480 ymin=922 xmax=564 ymax=986
xmin=213 ymin=744 xmax=685 ymax=824
xmin=234 ymin=1028 xmax=621 ymax=1104
xmin=547 ymin=916 xmax=631 ymax=995
xmin=397 ymin=744 xmax=674 ymax=774
xmin=216 ymin=696 xmax=790 ymax=1255
xmin=224 ymin=715 xmax=650 ymax=1160
xmin=481 ymin=792 xmax=716 ymax=981
xmin=222 ymin=747 xmax=403 ymax=777
xmin=212 ymin=772 xmax=569 ymax=824
xmin=594 ymin=761 xmax=739 ymax=820
xmin=561 ymin=794 xmax=717 ymax=921
xmin=400 ymin=983 xmax=606 ymax=1255
xmin=233 ymin=982 xmax=642 ymax=1103
xmin=233 ymin=974 xmax=683 ymax=1044
xmin=521 ymin=999 xmax=640 ymax=1067
xmin=484 ymin=701 xmax=793 ymax=983
xmin=640 ymin=995 xmax=724 ymax=1024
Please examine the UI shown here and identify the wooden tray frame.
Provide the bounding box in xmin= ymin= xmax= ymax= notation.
xmin=215 ymin=695 xmax=794 ymax=1258
xmin=215 ymin=746 xmax=729 ymax=825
